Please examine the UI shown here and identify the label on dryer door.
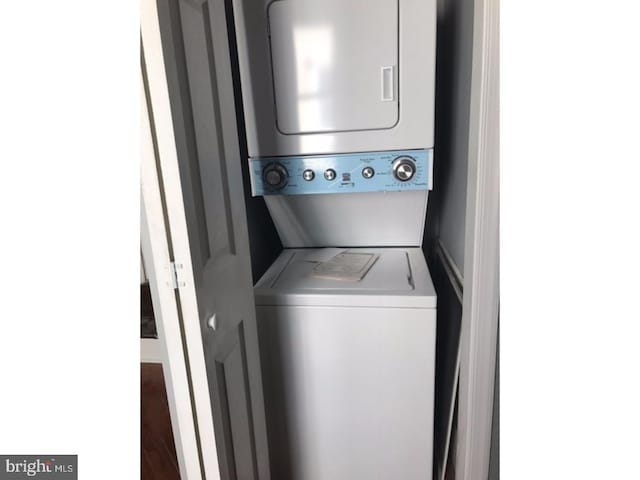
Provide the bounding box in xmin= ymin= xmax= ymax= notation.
xmin=249 ymin=148 xmax=433 ymax=196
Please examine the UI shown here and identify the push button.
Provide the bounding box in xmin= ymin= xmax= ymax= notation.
xmin=324 ymin=169 xmax=337 ymax=181
xmin=362 ymin=166 xmax=375 ymax=179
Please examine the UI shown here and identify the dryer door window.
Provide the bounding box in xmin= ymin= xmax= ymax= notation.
xmin=268 ymin=0 xmax=399 ymax=135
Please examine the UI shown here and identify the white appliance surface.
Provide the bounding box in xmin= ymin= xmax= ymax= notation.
xmin=255 ymin=247 xmax=436 ymax=307
xmin=269 ymin=0 xmax=399 ymax=134
xmin=233 ymin=0 xmax=437 ymax=157
xmin=264 ymin=190 xmax=429 ymax=248
xmin=255 ymin=247 xmax=437 ymax=480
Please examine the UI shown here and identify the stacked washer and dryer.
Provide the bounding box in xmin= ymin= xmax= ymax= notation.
xmin=232 ymin=0 xmax=438 ymax=478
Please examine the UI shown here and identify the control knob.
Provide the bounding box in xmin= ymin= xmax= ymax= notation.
xmin=362 ymin=166 xmax=375 ymax=179
xmin=324 ymin=168 xmax=337 ymax=181
xmin=392 ymin=156 xmax=417 ymax=182
xmin=262 ymin=162 xmax=288 ymax=190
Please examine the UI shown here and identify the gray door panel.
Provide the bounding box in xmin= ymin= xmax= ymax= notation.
xmin=156 ymin=0 xmax=270 ymax=478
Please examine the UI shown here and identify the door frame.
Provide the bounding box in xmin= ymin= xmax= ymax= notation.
xmin=456 ymin=0 xmax=500 ymax=478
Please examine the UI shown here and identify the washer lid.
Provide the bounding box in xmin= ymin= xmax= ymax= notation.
xmin=255 ymin=248 xmax=437 ymax=308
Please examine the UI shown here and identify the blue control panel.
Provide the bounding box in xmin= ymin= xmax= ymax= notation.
xmin=250 ymin=149 xmax=433 ymax=197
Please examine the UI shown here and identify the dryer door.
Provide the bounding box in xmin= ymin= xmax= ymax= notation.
xmin=268 ymin=0 xmax=399 ymax=135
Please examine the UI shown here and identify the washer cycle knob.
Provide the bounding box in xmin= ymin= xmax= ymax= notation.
xmin=262 ymin=163 xmax=288 ymax=190
xmin=392 ymin=156 xmax=417 ymax=182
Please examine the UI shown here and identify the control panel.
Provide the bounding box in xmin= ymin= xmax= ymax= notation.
xmin=250 ymin=149 xmax=432 ymax=196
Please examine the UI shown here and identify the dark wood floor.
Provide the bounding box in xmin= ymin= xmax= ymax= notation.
xmin=141 ymin=363 xmax=180 ymax=480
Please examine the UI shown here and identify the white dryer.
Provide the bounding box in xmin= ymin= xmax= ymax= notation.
xmin=233 ymin=0 xmax=436 ymax=158
xmin=254 ymin=248 xmax=437 ymax=480
xmin=232 ymin=0 xmax=437 ymax=247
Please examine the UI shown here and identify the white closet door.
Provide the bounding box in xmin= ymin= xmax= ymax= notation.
xmin=142 ymin=0 xmax=271 ymax=478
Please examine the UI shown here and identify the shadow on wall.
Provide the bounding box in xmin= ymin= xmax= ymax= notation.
xmin=425 ymin=0 xmax=474 ymax=268
xmin=425 ymin=242 xmax=463 ymax=480
xmin=225 ymin=0 xmax=283 ymax=284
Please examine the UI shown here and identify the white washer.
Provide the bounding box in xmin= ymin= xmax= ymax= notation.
xmin=254 ymin=248 xmax=437 ymax=480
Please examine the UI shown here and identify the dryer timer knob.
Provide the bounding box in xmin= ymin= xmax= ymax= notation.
xmin=262 ymin=163 xmax=289 ymax=189
xmin=392 ymin=156 xmax=417 ymax=182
